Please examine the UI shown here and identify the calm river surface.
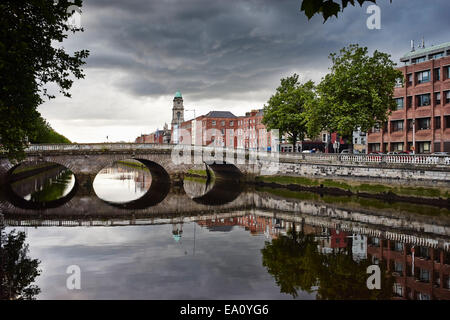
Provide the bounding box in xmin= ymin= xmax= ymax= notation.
xmin=0 ymin=161 xmax=449 ymax=300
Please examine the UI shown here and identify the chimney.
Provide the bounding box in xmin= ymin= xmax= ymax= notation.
xmin=411 ymin=40 xmax=415 ymax=51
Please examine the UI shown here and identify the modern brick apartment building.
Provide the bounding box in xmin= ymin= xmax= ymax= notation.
xmin=368 ymin=42 xmax=450 ymax=153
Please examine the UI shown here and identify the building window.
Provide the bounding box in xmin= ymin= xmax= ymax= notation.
xmin=446 ymin=66 xmax=450 ymax=79
xmin=220 ymin=120 xmax=225 ymax=126
xmin=431 ymin=52 xmax=444 ymax=60
xmin=416 ymin=70 xmax=430 ymax=84
xmin=369 ymin=143 xmax=380 ymax=152
xmin=391 ymin=120 xmax=404 ymax=132
xmin=413 ymin=56 xmax=426 ymax=64
xmin=230 ymin=121 xmax=234 ymax=126
xmin=435 ymin=68 xmax=441 ymax=81
xmin=419 ymin=268 xmax=430 ymax=282
xmin=417 ymin=292 xmax=430 ymax=300
xmin=212 ymin=120 xmax=216 ymax=126
xmin=407 ymin=73 xmax=413 ymax=86
xmin=394 ymin=98 xmax=404 ymax=110
xmin=221 ymin=128 xmax=225 ymax=135
xmin=435 ymin=92 xmax=441 ymax=105
xmin=416 ymin=93 xmax=431 ymax=107
xmin=394 ymin=261 xmax=403 ymax=273
xmin=417 ymin=118 xmax=431 ymax=130
xmin=393 ymin=283 xmax=403 ymax=297
xmin=395 ymin=77 xmax=403 ymax=88
xmin=406 ymin=96 xmax=412 ymax=108
xmin=445 ymin=91 xmax=450 ymax=104
xmin=394 ymin=242 xmax=404 ymax=252
xmin=392 ymin=142 xmax=404 ymax=151
xmin=418 ymin=141 xmax=431 ymax=153
xmin=435 ymin=116 xmax=441 ymax=129
xmin=445 ymin=115 xmax=450 ymax=129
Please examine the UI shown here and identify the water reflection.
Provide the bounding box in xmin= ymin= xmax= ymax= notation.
xmin=10 ymin=163 xmax=75 ymax=202
xmin=93 ymin=161 xmax=151 ymax=203
xmin=2 ymin=211 xmax=449 ymax=300
xmin=3 ymin=163 xmax=77 ymax=209
xmin=0 ymin=229 xmax=41 ymax=300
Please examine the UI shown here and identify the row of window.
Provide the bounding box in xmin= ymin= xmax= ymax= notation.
xmin=398 ymin=66 xmax=450 ymax=87
xmin=389 ymin=116 xmax=450 ymax=132
xmin=370 ymin=141 xmax=432 ymax=153
xmin=406 ymin=50 xmax=450 ymax=65
xmin=207 ymin=119 xmax=264 ymax=127
xmin=393 ymin=91 xmax=450 ymax=110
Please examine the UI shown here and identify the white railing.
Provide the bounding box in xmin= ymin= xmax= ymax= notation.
xmin=16 ymin=143 xmax=450 ymax=166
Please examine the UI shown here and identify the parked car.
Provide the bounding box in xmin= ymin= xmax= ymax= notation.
xmin=432 ymin=152 xmax=449 ymax=155
xmin=387 ymin=152 xmax=399 ymax=155
xmin=340 ymin=149 xmax=351 ymax=154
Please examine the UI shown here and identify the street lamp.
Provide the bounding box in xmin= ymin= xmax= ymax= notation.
xmin=412 ymin=119 xmax=416 ymax=155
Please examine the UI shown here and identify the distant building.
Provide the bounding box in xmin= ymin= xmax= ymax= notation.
xmin=352 ymin=128 xmax=367 ymax=153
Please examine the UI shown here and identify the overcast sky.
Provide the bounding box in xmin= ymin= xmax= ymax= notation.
xmin=40 ymin=0 xmax=450 ymax=143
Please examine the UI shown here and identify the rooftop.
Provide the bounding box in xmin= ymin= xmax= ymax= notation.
xmin=204 ymin=111 xmax=237 ymax=118
xmin=174 ymin=91 xmax=182 ymax=98
xmin=400 ymin=41 xmax=450 ymax=63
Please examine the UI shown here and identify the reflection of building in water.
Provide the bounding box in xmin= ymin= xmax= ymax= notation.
xmin=135 ymin=170 xmax=152 ymax=190
xmin=352 ymin=234 xmax=368 ymax=262
xmin=196 ymin=213 xmax=450 ymax=300
xmin=172 ymin=223 xmax=183 ymax=242
xmin=196 ymin=218 xmax=238 ymax=232
xmin=367 ymin=237 xmax=450 ymax=300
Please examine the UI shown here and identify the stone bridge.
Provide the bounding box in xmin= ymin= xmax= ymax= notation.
xmin=1 ymin=143 xmax=450 ymax=187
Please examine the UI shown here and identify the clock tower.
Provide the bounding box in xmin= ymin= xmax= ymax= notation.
xmin=171 ymin=91 xmax=184 ymax=130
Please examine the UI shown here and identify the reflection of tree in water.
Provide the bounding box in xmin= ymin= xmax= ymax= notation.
xmin=261 ymin=227 xmax=393 ymax=300
xmin=0 ymin=229 xmax=41 ymax=300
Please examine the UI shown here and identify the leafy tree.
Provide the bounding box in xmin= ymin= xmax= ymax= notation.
xmin=305 ymin=44 xmax=402 ymax=141
xmin=262 ymin=228 xmax=394 ymax=299
xmin=0 ymin=229 xmax=41 ymax=300
xmin=300 ymin=0 xmax=392 ymax=21
xmin=0 ymin=0 xmax=89 ymax=160
xmin=261 ymin=228 xmax=321 ymax=298
xmin=263 ymin=74 xmax=316 ymax=152
xmin=30 ymin=116 xmax=71 ymax=144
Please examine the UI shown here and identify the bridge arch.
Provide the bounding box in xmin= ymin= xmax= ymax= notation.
xmin=186 ymin=161 xmax=243 ymax=206
xmin=2 ymin=161 xmax=78 ymax=210
xmin=93 ymin=158 xmax=171 ymax=209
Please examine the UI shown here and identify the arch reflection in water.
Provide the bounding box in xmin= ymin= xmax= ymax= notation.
xmin=3 ymin=162 xmax=77 ymax=209
xmin=93 ymin=159 xmax=170 ymax=209
xmin=185 ymin=163 xmax=243 ymax=206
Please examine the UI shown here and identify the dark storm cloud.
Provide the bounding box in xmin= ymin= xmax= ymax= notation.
xmin=71 ymin=0 xmax=450 ymax=100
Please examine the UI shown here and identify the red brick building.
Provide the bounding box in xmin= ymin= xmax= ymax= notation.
xmin=367 ymin=237 xmax=450 ymax=300
xmin=368 ymin=42 xmax=450 ymax=153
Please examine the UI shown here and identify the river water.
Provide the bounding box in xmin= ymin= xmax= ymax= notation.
xmin=0 ymin=161 xmax=449 ymax=300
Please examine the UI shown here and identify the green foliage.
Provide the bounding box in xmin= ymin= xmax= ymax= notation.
xmin=0 ymin=229 xmax=41 ymax=299
xmin=300 ymin=0 xmax=391 ymax=21
xmin=30 ymin=116 xmax=71 ymax=144
xmin=263 ymin=74 xmax=316 ymax=150
xmin=305 ymin=44 xmax=402 ymax=139
xmin=262 ymin=228 xmax=394 ymax=299
xmin=0 ymin=0 xmax=89 ymax=160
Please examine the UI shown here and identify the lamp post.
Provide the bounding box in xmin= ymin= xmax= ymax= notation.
xmin=412 ymin=119 xmax=416 ymax=155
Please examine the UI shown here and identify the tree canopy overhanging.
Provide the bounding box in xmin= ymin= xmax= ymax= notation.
xmin=0 ymin=0 xmax=88 ymax=160
xmin=300 ymin=0 xmax=392 ymax=21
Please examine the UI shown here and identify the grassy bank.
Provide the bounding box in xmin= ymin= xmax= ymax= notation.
xmin=256 ymin=175 xmax=449 ymax=200
xmin=256 ymin=186 xmax=450 ymax=217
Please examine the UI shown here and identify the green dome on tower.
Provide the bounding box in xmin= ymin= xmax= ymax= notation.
xmin=174 ymin=91 xmax=182 ymax=98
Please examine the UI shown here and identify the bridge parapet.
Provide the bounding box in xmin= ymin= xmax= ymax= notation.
xmin=13 ymin=144 xmax=450 ymax=167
